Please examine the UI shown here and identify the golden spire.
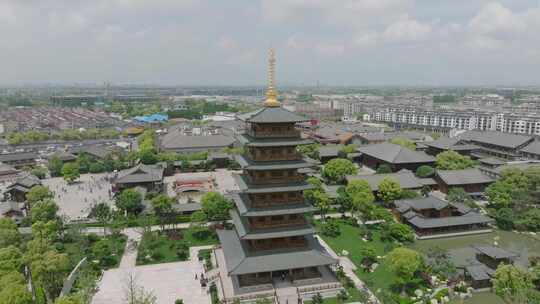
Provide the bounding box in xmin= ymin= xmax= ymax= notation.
xmin=263 ymin=48 xmax=280 ymax=107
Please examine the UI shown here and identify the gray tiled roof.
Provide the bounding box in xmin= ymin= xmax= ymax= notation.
xmin=0 ymin=152 xmax=39 ymax=163
xmin=357 ymin=143 xmax=435 ymax=164
xmin=115 ymin=164 xmax=164 ymax=184
xmin=459 ymin=130 xmax=533 ymax=149
xmin=407 ymin=213 xmax=493 ymax=229
xmin=238 ymin=107 xmax=309 ymax=123
xmin=346 ymin=171 xmax=424 ymax=191
xmin=318 ymin=145 xmax=342 ymax=158
xmin=230 ymin=192 xmax=316 ymax=217
xmin=436 ymin=168 xmax=494 ymax=186
xmin=472 ymin=245 xmax=518 ymax=259
xmin=0 ymin=163 xmax=17 ymax=174
xmin=235 ymin=154 xmax=314 ymax=170
xmin=395 ymin=196 xmax=449 ymax=212
xmin=230 ymin=209 xmax=314 ymax=240
xmin=520 ymin=141 xmax=540 ymax=155
xmin=8 ymin=174 xmax=41 ymax=189
xmin=217 ymin=229 xmax=337 ymax=275
xmin=160 ymin=132 xmax=236 ymax=151
xmin=478 ymin=158 xmax=506 ymax=166
xmin=465 ymin=264 xmax=494 ymax=281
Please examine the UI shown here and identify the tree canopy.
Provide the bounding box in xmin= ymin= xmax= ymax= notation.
xmin=390 ymin=137 xmax=416 ymax=150
xmin=377 ymin=177 xmax=402 ymax=204
xmin=201 ymin=192 xmax=232 ymax=221
xmin=492 ymin=264 xmax=535 ymax=304
xmin=322 ymin=158 xmax=357 ymax=184
xmin=61 ymin=162 xmax=80 ymax=184
xmin=0 ymin=219 xmax=21 ymax=249
xmin=435 ymin=150 xmax=474 ymax=170
xmin=386 ymin=247 xmax=423 ymax=291
xmin=415 ymin=165 xmax=434 ymax=178
xmin=115 ymin=189 xmax=144 ymax=216
xmin=26 ymin=185 xmax=54 ymax=206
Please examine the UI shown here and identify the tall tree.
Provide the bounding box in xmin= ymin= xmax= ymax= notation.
xmin=435 ymin=150 xmax=474 ymax=170
xmin=26 ymin=185 xmax=54 ymax=206
xmin=201 ymin=192 xmax=232 ymax=222
xmin=90 ymin=202 xmax=112 ymax=235
xmin=0 ymin=219 xmax=21 ymax=249
xmin=0 ymin=246 xmax=23 ymax=274
xmin=386 ymin=247 xmax=423 ymax=294
xmin=115 ymin=189 xmax=144 ymax=216
xmin=377 ymin=177 xmax=402 ymax=206
xmin=346 ymin=180 xmax=375 ymax=220
xmin=61 ymin=162 xmax=80 ymax=184
xmin=48 ymin=156 xmax=64 ymax=177
xmin=322 ymin=158 xmax=358 ymax=184
xmin=31 ymin=198 xmax=60 ymax=224
xmin=151 ymin=194 xmax=174 ymax=231
xmin=492 ymin=264 xmax=535 ymax=304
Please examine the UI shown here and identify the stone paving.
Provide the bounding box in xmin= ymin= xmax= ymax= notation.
xmin=42 ymin=173 xmax=114 ymax=221
xmin=92 ymin=261 xmax=209 ymax=304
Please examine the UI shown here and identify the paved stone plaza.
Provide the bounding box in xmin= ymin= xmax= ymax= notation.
xmin=42 ymin=173 xmax=114 ymax=221
xmin=92 ymin=261 xmax=209 ymax=304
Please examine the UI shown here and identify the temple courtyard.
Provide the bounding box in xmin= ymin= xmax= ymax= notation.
xmin=92 ymin=261 xmax=209 ymax=304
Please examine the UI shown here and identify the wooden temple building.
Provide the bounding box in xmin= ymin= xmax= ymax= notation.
xmin=214 ymin=50 xmax=341 ymax=303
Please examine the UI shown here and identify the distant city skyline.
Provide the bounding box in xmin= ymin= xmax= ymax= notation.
xmin=2 ymin=0 xmax=540 ymax=86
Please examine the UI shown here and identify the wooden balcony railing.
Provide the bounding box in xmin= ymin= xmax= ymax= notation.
xmin=248 ymin=175 xmax=305 ymax=185
xmin=251 ymin=198 xmax=304 ymax=208
xmin=247 ymin=129 xmax=300 ymax=138
xmin=250 ymin=219 xmax=307 ymax=230
xmin=246 ymin=151 xmax=302 ymax=162
xmin=249 ymin=240 xmax=307 ymax=251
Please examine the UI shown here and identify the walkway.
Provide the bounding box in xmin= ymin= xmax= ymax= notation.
xmin=119 ymin=228 xmax=142 ymax=268
xmin=316 ymin=236 xmax=381 ymax=304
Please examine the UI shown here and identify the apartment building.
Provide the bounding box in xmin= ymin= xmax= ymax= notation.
xmin=367 ymin=108 xmax=540 ymax=135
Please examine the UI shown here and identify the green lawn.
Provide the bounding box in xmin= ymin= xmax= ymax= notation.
xmin=316 ymin=220 xmax=425 ymax=303
xmin=316 ymin=220 xmax=398 ymax=292
xmin=136 ymin=228 xmax=218 ymax=265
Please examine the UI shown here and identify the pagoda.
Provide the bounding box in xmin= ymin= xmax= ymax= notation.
xmin=215 ymin=50 xmax=340 ymax=300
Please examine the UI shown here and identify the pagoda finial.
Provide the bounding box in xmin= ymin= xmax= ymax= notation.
xmin=264 ymin=48 xmax=280 ymax=107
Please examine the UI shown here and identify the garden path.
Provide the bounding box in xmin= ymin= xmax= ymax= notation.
xmin=316 ymin=236 xmax=381 ymax=304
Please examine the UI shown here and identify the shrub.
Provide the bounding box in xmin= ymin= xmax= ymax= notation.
xmin=376 ymin=164 xmax=392 ymax=174
xmin=321 ymin=221 xmax=341 ymax=237
xmin=176 ymin=250 xmax=188 ymax=260
xmin=416 ymin=165 xmax=434 ymax=178
xmin=175 ymin=300 xmax=184 ymax=304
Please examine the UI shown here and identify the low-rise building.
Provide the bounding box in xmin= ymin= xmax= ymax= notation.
xmin=0 ymin=152 xmax=39 ymax=169
xmin=434 ymin=168 xmax=495 ymax=195
xmin=112 ymin=164 xmax=164 ymax=192
xmin=4 ymin=174 xmax=42 ymax=202
xmin=357 ymin=143 xmax=435 ymax=172
xmin=346 ymin=171 xmax=436 ymax=194
xmin=393 ymin=196 xmax=493 ymax=238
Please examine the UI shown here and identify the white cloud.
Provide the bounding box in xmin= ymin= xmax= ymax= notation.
xmin=469 ymin=2 xmax=526 ymax=39
xmin=382 ymin=15 xmax=432 ymax=43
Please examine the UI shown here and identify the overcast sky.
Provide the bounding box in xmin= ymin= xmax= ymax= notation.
xmin=1 ymin=0 xmax=540 ymax=86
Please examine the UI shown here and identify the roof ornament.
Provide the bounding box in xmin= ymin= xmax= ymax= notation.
xmin=263 ymin=48 xmax=280 ymax=108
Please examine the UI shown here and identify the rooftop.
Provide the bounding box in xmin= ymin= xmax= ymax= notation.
xmin=459 ymin=130 xmax=533 ymax=149
xmin=346 ymin=171 xmax=430 ymax=191
xmin=436 ymin=168 xmax=494 ymax=185
xmin=160 ymin=132 xmax=236 ymax=150
xmin=235 ymin=154 xmax=315 ymax=171
xmin=472 ymin=245 xmax=518 ymax=259
xmin=357 ymin=143 xmax=435 ymax=164
xmin=395 ymin=196 xmax=449 ymax=213
xmin=233 ymin=173 xmax=313 ymax=194
xmin=238 ymin=107 xmax=309 ymax=123
xmin=407 ymin=212 xmax=493 ymax=229
xmin=115 ymin=164 xmax=164 ymax=184
xmin=0 ymin=152 xmax=39 ymax=163
xmin=520 ymin=141 xmax=540 ymax=155
xmin=217 ymin=229 xmax=337 ymax=275
xmin=230 ymin=192 xmax=316 ymax=217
